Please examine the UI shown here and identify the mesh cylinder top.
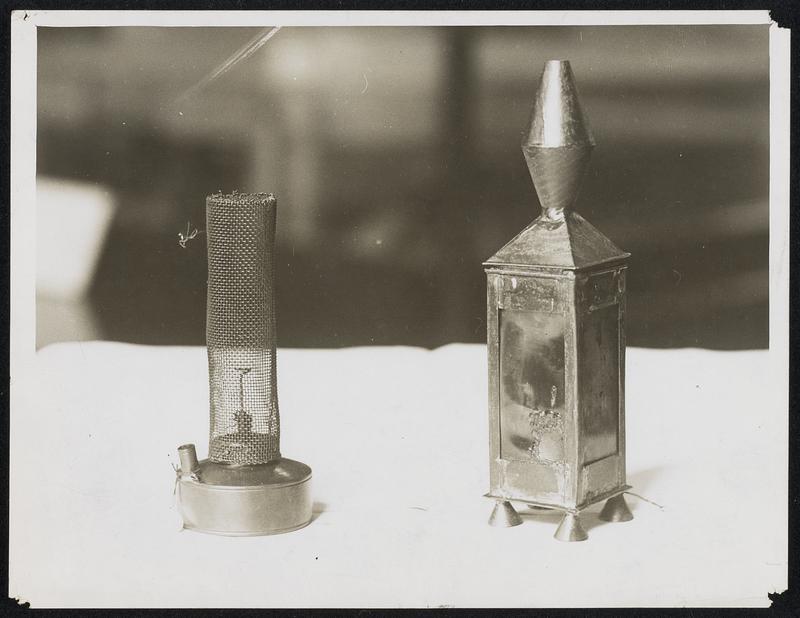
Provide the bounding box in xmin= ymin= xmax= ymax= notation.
xmin=206 ymin=192 xmax=281 ymax=465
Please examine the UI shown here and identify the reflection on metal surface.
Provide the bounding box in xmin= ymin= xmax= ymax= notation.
xmin=499 ymin=309 xmax=565 ymax=463
xmin=527 ymin=384 xmax=563 ymax=460
xmin=580 ymin=303 xmax=619 ymax=464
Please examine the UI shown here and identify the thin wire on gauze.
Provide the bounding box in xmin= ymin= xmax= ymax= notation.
xmin=206 ymin=193 xmax=280 ymax=465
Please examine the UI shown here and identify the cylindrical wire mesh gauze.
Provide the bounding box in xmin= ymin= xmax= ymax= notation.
xmin=206 ymin=192 xmax=280 ymax=465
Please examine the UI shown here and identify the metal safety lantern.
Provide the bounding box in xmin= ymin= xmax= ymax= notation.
xmin=176 ymin=192 xmax=312 ymax=536
xmin=484 ymin=60 xmax=633 ymax=541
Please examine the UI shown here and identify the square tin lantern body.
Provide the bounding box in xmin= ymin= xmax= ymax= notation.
xmin=485 ymin=239 xmax=629 ymax=511
xmin=483 ymin=61 xmax=633 ymax=535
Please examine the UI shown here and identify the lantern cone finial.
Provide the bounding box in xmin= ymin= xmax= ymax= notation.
xmin=522 ymin=60 xmax=594 ymax=218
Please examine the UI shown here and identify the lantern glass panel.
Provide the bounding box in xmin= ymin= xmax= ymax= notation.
xmin=499 ymin=309 xmax=566 ymax=464
xmin=579 ymin=304 xmax=620 ymax=464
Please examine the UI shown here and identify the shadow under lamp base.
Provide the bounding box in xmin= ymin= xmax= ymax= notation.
xmin=176 ymin=446 xmax=312 ymax=536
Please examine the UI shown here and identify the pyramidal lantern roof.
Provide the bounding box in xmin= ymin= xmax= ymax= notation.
xmin=485 ymin=60 xmax=628 ymax=271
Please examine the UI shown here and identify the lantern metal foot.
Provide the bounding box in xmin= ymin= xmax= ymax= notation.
xmin=554 ymin=512 xmax=588 ymax=542
xmin=598 ymin=493 xmax=633 ymax=523
xmin=488 ymin=500 xmax=523 ymax=527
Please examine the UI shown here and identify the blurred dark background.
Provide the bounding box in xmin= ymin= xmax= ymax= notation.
xmin=36 ymin=25 xmax=769 ymax=350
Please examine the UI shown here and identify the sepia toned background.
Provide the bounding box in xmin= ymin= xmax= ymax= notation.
xmin=36 ymin=25 xmax=769 ymax=350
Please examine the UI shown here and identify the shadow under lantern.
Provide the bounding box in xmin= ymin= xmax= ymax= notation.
xmin=484 ymin=60 xmax=633 ymax=541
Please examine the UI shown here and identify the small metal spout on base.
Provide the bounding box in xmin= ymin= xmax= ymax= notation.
xmin=554 ymin=512 xmax=588 ymax=542
xmin=488 ymin=500 xmax=523 ymax=527
xmin=598 ymin=493 xmax=633 ymax=522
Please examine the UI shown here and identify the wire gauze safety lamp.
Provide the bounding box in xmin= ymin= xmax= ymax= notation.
xmin=176 ymin=192 xmax=312 ymax=536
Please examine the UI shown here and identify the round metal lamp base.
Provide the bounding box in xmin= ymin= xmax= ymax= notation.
xmin=177 ymin=457 xmax=312 ymax=536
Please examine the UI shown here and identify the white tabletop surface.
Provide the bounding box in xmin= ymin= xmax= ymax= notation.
xmin=10 ymin=342 xmax=787 ymax=607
